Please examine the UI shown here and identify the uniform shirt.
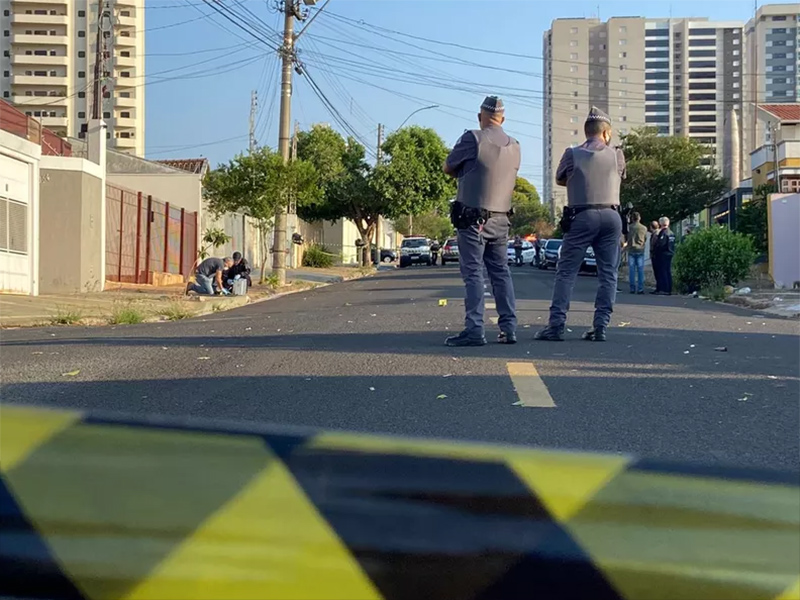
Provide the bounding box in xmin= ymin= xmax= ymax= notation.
xmin=653 ymin=228 xmax=676 ymax=257
xmin=556 ymin=139 xmax=626 ymax=207
xmin=196 ymin=257 xmax=225 ymax=278
xmin=627 ymin=222 xmax=648 ymax=255
xmin=446 ymin=125 xmax=520 ymax=213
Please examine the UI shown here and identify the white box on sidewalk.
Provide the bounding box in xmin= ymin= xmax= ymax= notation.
xmin=232 ymin=279 xmax=248 ymax=296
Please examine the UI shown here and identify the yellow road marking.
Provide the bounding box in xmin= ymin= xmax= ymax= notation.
xmin=507 ymin=362 xmax=556 ymax=408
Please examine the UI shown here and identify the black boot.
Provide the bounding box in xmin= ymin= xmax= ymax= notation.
xmin=498 ymin=331 xmax=517 ymax=344
xmin=534 ymin=326 xmax=565 ymax=341
xmin=581 ymin=326 xmax=607 ymax=342
xmin=445 ymin=331 xmax=487 ymax=347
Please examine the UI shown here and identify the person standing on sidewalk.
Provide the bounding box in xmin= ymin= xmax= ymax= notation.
xmin=626 ymin=212 xmax=647 ymax=294
xmin=443 ymin=95 xmax=521 ymax=347
xmin=652 ymin=216 xmax=676 ymax=295
xmin=649 ymin=220 xmax=661 ymax=292
xmin=534 ymin=106 xmax=626 ymax=343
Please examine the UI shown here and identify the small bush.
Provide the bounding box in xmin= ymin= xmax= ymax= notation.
xmin=263 ymin=273 xmax=280 ymax=289
xmin=160 ymin=302 xmax=194 ymax=321
xmin=674 ymin=226 xmax=755 ymax=294
xmin=302 ymin=244 xmax=335 ymax=268
xmin=50 ymin=307 xmax=83 ymax=325
xmin=108 ymin=303 xmax=145 ymax=325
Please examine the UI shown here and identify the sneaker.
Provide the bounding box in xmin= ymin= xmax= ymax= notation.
xmin=497 ymin=331 xmax=517 ymax=344
xmin=534 ymin=326 xmax=565 ymax=341
xmin=445 ymin=332 xmax=487 ymax=347
xmin=581 ymin=326 xmax=607 ymax=342
xmin=637 ymin=290 xmax=645 ymax=295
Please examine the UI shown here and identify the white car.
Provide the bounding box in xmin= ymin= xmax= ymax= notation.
xmin=507 ymin=240 xmax=536 ymax=265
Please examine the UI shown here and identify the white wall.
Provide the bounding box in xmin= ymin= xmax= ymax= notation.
xmin=0 ymin=130 xmax=41 ymax=295
xmin=769 ymin=193 xmax=800 ymax=289
xmin=107 ymin=172 xmax=202 ymax=214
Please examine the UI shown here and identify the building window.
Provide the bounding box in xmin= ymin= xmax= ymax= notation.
xmin=772 ymin=15 xmax=787 ymax=21
xmin=120 ymin=71 xmax=130 ymax=78
xmin=570 ymin=52 xmax=578 ymax=60
xmin=78 ymin=91 xmax=86 ymax=98
xmin=619 ymin=77 xmax=628 ymax=83
xmin=619 ymin=26 xmax=627 ymax=34
xmin=49 ymin=30 xmax=56 ymax=35
xmin=121 ymin=51 xmax=131 ymax=57
xmin=733 ymin=38 xmax=739 ymax=45
xmin=570 ymin=40 xmax=578 ymax=47
xmin=0 ymin=199 xmax=29 ymax=254
xmin=572 ymin=91 xmax=579 ymax=97
xmin=572 ymin=130 xmax=579 ymax=136
xmin=573 ymin=104 xmax=579 ymax=110
xmin=78 ymin=31 xmax=85 ymax=38
xmin=121 ymin=10 xmax=131 ymax=17
xmin=78 ymin=10 xmax=85 ymax=17
xmin=570 ymin=65 xmax=578 ymax=72
xmin=619 ymin=52 xmax=627 ymax=58
xmin=599 ymin=31 xmax=607 ymax=38
xmin=78 ymin=111 xmax=85 ymax=118
xmin=621 ymin=116 xmax=627 ymax=122
xmin=733 ymin=50 xmax=740 ymax=56
xmin=689 ymin=39 xmax=716 ymax=47
xmin=2 ymin=51 xmax=7 ymax=57
xmin=620 ymin=64 xmax=627 ymax=71
xmin=570 ymin=27 xmax=578 ymax=34
xmin=733 ymin=82 xmax=740 ymax=88
xmin=78 ymin=71 xmax=85 ymax=78
xmin=49 ymin=70 xmax=57 ymax=76
xmin=2 ymin=92 xmax=8 ymax=98
xmin=2 ymin=71 xmax=8 ymax=77
xmin=619 ymin=90 xmax=627 ymax=97
xmin=103 ymin=111 xmax=111 ymax=118
xmin=2 ymin=30 xmax=7 ymax=37
xmin=600 ymin=43 xmax=607 ymax=50
xmin=733 ymin=60 xmax=740 ymax=66
xmin=570 ymin=116 xmax=578 ymax=123
xmin=2 ymin=10 xmax=7 ymax=16
xmin=600 ymin=57 xmax=606 ymax=63
xmin=121 ymin=111 xmax=130 ymax=118
xmin=78 ymin=51 xmax=85 ymax=58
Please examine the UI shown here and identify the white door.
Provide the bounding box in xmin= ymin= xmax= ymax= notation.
xmin=0 ymin=154 xmax=32 ymax=294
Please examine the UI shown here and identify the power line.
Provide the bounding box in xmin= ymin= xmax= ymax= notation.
xmin=148 ymin=134 xmax=250 ymax=156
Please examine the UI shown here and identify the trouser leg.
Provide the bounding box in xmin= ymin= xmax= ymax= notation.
xmin=549 ymin=211 xmax=595 ymax=329
xmin=457 ymin=226 xmax=485 ymax=337
xmin=592 ymin=209 xmax=622 ymax=329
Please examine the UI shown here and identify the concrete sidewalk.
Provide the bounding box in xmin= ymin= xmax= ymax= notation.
xmin=0 ymin=265 xmax=379 ymax=328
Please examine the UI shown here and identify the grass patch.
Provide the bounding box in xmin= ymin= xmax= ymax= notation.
xmin=108 ymin=304 xmax=145 ymax=325
xmin=264 ymin=273 xmax=280 ymax=289
xmin=160 ymin=302 xmax=194 ymax=321
xmin=49 ymin=307 xmax=83 ymax=325
xmin=700 ymin=276 xmax=730 ymax=302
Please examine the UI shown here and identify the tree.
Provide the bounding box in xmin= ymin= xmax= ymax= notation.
xmin=736 ymin=183 xmax=775 ymax=255
xmin=203 ymin=147 xmax=321 ymax=282
xmin=196 ymin=227 xmax=231 ymax=266
xmin=620 ymin=128 xmax=727 ymax=224
xmin=298 ymin=129 xmax=387 ymax=266
xmin=371 ymin=126 xmax=456 ymax=219
xmin=394 ymin=210 xmax=454 ymax=242
xmin=509 ymin=177 xmax=551 ymax=235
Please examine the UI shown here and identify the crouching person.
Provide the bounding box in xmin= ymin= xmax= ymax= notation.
xmin=186 ymin=256 xmax=233 ymax=296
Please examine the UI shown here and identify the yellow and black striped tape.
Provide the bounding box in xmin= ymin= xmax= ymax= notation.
xmin=1 ymin=404 xmax=798 ymax=600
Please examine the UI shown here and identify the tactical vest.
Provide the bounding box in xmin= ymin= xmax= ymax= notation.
xmin=456 ymin=127 xmax=520 ymax=213
xmin=567 ymin=145 xmax=621 ymax=207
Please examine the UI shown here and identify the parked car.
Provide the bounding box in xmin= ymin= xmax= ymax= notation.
xmin=506 ymin=240 xmax=536 ymax=265
xmin=554 ymin=244 xmax=598 ymax=274
xmin=370 ymin=248 xmax=397 ymax=263
xmin=441 ymin=238 xmax=459 ymax=264
xmin=539 ymin=239 xmax=563 ymax=269
xmin=399 ymin=237 xmax=432 ymax=268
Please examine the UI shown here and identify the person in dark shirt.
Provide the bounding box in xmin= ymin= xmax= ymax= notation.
xmin=226 ymin=251 xmax=252 ymax=288
xmin=651 ymin=216 xmax=676 ymax=295
xmin=187 ymin=256 xmax=232 ymax=295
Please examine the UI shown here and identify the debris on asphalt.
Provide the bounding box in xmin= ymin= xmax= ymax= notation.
xmin=768 ymin=375 xmax=778 ymax=380
xmin=437 ymin=394 xmax=447 ymax=400
xmin=31 ymin=351 xmax=43 ymax=355
xmin=734 ymin=287 xmax=751 ymax=295
xmin=451 ymin=357 xmax=459 ymax=361
xmin=689 ymin=344 xmax=696 ymax=348
xmin=438 ymin=299 xmax=448 ymax=307
xmin=737 ymin=396 xmax=748 ymax=402
xmin=61 ymin=370 xmax=80 ymax=377
xmin=683 ymin=350 xmax=690 ymax=354
xmin=512 ymin=400 xmax=524 ymax=406
xmin=162 ymin=347 xmax=168 ymax=350
xmin=714 ymin=347 xmax=728 ymax=352
xmin=567 ymin=328 xmax=573 ymax=333
xmin=443 ymin=374 xmax=452 ymax=378
xmin=245 ymin=327 xmax=251 ymax=331
xmin=369 ymin=387 xmax=375 ymax=391
xmin=746 ymin=321 xmax=752 ymax=325
xmin=370 ymin=314 xmax=377 ymax=317
xmin=197 ymin=357 xmax=210 ymax=360
xmin=618 ymin=322 xmax=631 ymax=327
xmin=523 ymin=324 xmax=530 ymax=328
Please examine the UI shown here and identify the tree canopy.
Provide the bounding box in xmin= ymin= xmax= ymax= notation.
xmin=510 ymin=177 xmax=551 ymax=236
xmin=620 ymin=128 xmax=727 ymax=224
xmin=371 ymin=126 xmax=456 ymax=218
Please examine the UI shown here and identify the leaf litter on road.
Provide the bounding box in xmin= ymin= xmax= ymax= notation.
xmin=61 ymin=370 xmax=80 ymax=377
xmin=437 ymin=394 xmax=448 ymax=400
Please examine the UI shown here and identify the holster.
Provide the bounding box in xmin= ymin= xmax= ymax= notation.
xmin=559 ymin=206 xmax=576 ymax=234
xmin=450 ymin=201 xmax=484 ymax=230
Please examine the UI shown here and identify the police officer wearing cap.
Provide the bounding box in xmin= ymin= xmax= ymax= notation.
xmin=443 ymin=96 xmax=521 ymax=347
xmin=535 ymin=106 xmax=627 ymax=342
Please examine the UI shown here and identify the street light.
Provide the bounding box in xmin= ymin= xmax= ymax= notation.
xmin=396 ymin=104 xmax=439 ymax=131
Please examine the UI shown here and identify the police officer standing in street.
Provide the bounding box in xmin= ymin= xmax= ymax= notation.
xmin=443 ymin=96 xmax=521 ymax=347
xmin=535 ymin=106 xmax=626 ymax=342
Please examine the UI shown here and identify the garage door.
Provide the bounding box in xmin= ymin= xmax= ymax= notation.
xmin=0 ymin=153 xmax=32 ymax=295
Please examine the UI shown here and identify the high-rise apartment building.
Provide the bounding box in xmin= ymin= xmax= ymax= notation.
xmin=0 ymin=0 xmax=145 ymax=155
xmin=743 ymin=4 xmax=799 ymax=157
xmin=543 ymin=16 xmax=745 ymax=216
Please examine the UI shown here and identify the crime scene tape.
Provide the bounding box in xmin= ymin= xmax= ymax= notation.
xmin=1 ymin=404 xmax=799 ymax=600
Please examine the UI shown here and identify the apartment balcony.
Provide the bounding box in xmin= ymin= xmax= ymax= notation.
xmin=115 ymin=14 xmax=137 ymax=28
xmin=10 ymin=94 xmax=68 ymax=106
xmin=114 ymin=54 xmax=137 ymax=68
xmin=778 ymin=140 xmax=800 ymax=164
xmin=11 ymin=74 xmax=68 ymax=87
xmin=39 ymin=115 xmax=68 ymax=128
xmin=11 ymin=54 xmax=69 ymax=66
xmin=114 ymin=94 xmax=137 ymax=108
xmin=114 ymin=76 xmax=136 ymax=89
xmin=114 ymin=0 xmax=138 ymax=6
xmin=113 ymin=136 xmax=137 ymax=150
xmin=115 ymin=116 xmax=137 ymax=129
xmin=12 ymin=34 xmax=68 ymax=45
xmin=114 ymin=33 xmax=136 ymax=47
xmin=11 ymin=13 xmax=69 ymax=26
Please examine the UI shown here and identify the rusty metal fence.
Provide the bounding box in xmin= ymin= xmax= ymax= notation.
xmin=105 ymin=184 xmax=197 ymax=284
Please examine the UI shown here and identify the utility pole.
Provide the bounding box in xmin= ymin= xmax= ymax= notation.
xmin=773 ymin=121 xmax=781 ymax=194
xmin=92 ymin=2 xmax=112 ymax=120
xmin=374 ymin=123 xmax=383 ymax=264
xmin=249 ymin=90 xmax=258 ymax=154
xmin=271 ymin=0 xmax=296 ymax=287
xmin=291 ymin=120 xmax=299 ymax=161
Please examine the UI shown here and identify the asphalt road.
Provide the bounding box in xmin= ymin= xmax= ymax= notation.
xmin=2 ymin=264 xmax=799 ymax=471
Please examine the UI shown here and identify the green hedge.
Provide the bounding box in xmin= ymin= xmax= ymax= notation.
xmin=302 ymin=244 xmax=335 ymax=268
xmin=673 ymin=226 xmax=755 ymax=294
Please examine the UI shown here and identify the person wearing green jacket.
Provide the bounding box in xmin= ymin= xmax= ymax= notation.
xmin=626 ymin=212 xmax=647 ymax=294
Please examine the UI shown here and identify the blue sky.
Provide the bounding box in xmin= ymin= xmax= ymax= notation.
xmin=144 ymin=0 xmax=773 ymax=190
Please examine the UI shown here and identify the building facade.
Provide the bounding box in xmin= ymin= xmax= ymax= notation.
xmin=543 ymin=15 xmax=746 ymax=216
xmin=743 ymin=4 xmax=799 ymax=161
xmin=0 ymin=0 xmax=145 ymax=156
xmin=751 ymin=104 xmax=800 ymax=193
